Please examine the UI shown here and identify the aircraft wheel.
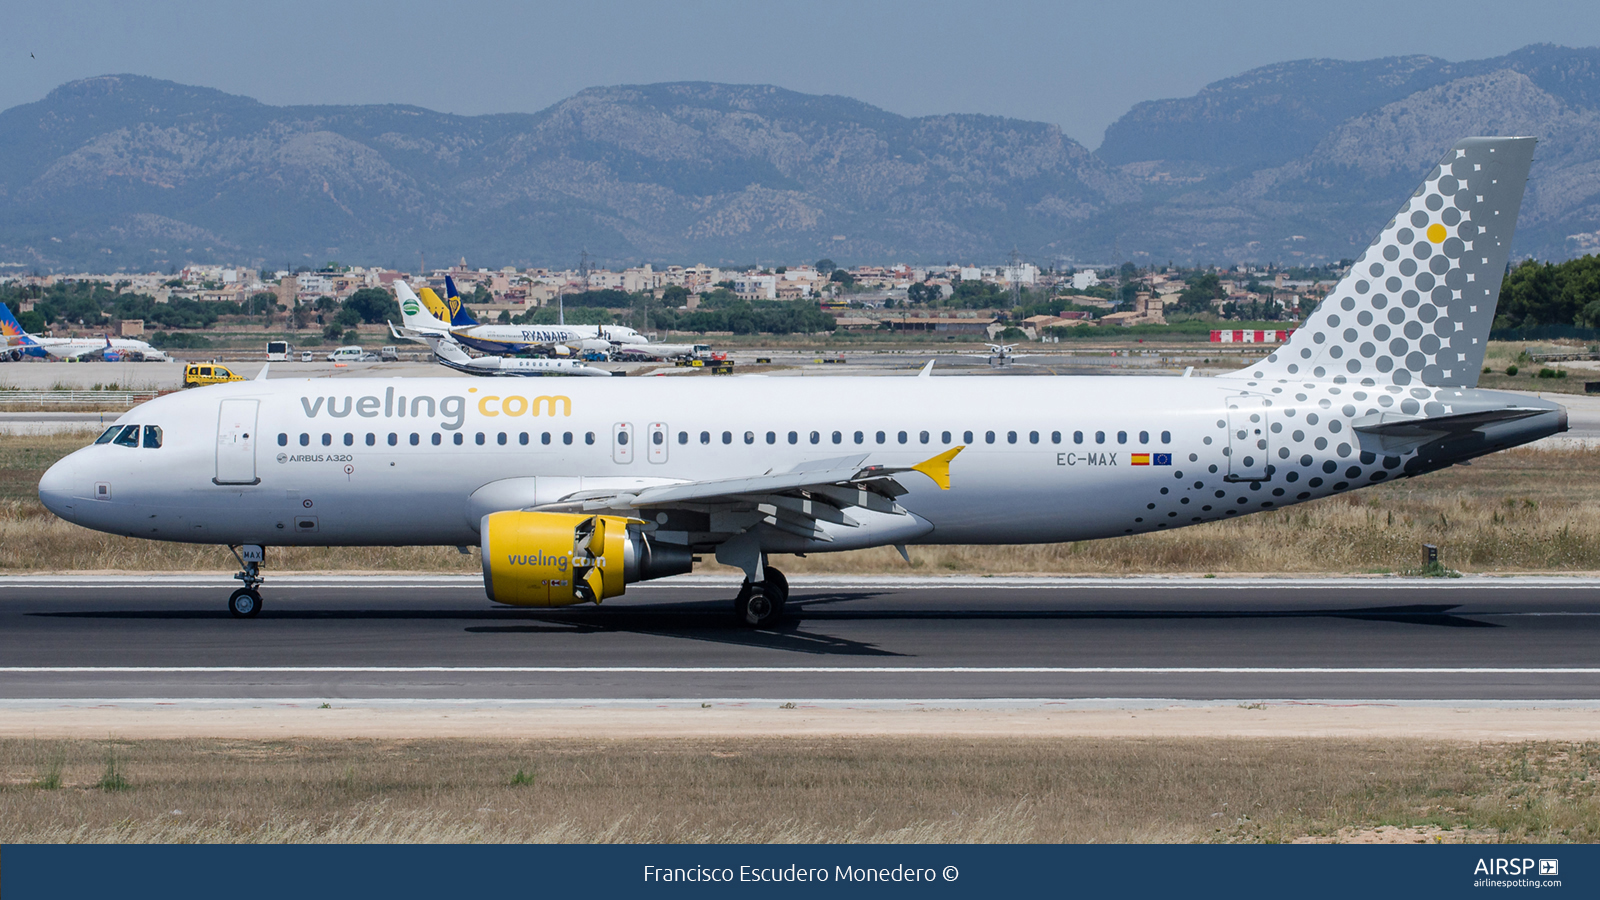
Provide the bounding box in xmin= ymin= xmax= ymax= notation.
xmin=734 ymin=572 xmax=787 ymax=628
xmin=228 ymin=588 xmax=263 ymax=618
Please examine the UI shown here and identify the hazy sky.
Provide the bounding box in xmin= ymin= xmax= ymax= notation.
xmin=4 ymin=0 xmax=1599 ymax=148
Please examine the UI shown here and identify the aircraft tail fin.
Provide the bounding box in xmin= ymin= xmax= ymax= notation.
xmin=1230 ymin=136 xmax=1535 ymax=389
xmin=0 ymin=303 xmax=37 ymax=344
xmin=395 ymin=282 xmax=453 ymax=333
xmin=444 ymin=276 xmax=479 ymax=326
xmin=428 ymin=337 xmax=473 ymax=364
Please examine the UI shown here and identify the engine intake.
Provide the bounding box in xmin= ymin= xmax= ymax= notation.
xmin=480 ymin=511 xmax=692 ymax=607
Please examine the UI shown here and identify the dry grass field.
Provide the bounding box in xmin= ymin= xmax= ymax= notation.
xmin=3 ymin=431 xmax=1599 ymax=575
xmin=0 ymin=737 xmax=1594 ymax=843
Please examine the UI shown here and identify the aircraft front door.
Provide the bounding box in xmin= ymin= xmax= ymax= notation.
xmin=612 ymin=422 xmax=634 ymax=464
xmin=215 ymin=398 xmax=260 ymax=485
xmin=1225 ymin=396 xmax=1270 ymax=482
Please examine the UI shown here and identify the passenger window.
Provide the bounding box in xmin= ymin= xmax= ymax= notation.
xmin=832 ymin=431 xmax=842 ymax=444
xmin=788 ymin=431 xmax=798 ymax=444
xmin=142 ymin=425 xmax=162 ymax=449
xmin=366 ymin=433 xmax=376 ymax=446
xmin=388 ymin=433 xmax=398 ymax=446
xmin=1074 ymin=431 xmax=1083 ymax=444
xmin=809 ymin=431 xmax=820 ymax=444
xmin=456 ymin=433 xmax=465 ymax=446
xmin=322 ymin=433 xmax=332 ymax=446
xmin=300 ymin=433 xmax=310 ymax=446
xmin=1161 ymin=431 xmax=1172 ymax=444
xmin=984 ymin=431 xmax=995 ymax=444
xmin=498 ymin=432 xmax=507 ymax=445
xmin=767 ymin=432 xmax=776 ymax=444
xmin=519 ymin=432 xmax=529 ymax=446
xmin=1139 ymin=431 xmax=1149 ymax=444
xmin=545 ymin=432 xmax=554 ymax=445
xmin=474 ymin=432 xmax=484 ymax=446
xmin=854 ymin=431 xmax=864 ymax=444
xmin=919 ymin=431 xmax=929 ymax=444
xmin=1051 ymin=431 xmax=1061 ymax=444
xmin=95 ymin=426 xmax=121 ymax=445
xmin=344 ymin=433 xmax=353 ymax=446
xmin=897 ymin=431 xmax=907 ymax=444
xmin=617 ymin=431 xmax=629 ymax=446
xmin=876 ymin=431 xmax=886 ymax=444
xmin=963 ymin=431 xmax=974 ymax=444
xmin=744 ymin=431 xmax=755 ymax=445
xmin=1007 ymin=431 xmax=1017 ymax=444
xmin=1117 ymin=431 xmax=1127 ymax=444
xmin=653 ymin=431 xmax=664 ymax=445
xmin=700 ymin=431 xmax=710 ymax=445
xmin=1095 ymin=431 xmax=1105 ymax=444
xmin=721 ymin=431 xmax=732 ymax=444
xmin=941 ymin=431 xmax=951 ymax=444
xmin=1028 ymin=431 xmax=1038 ymax=444
xmin=433 ymin=434 xmax=442 ymax=446
xmin=677 ymin=431 xmax=687 ymax=445
xmin=113 ymin=425 xmax=140 ymax=447
xmin=585 ymin=432 xmax=595 ymax=445
xmin=277 ymin=433 xmax=288 ymax=447
xmin=410 ymin=433 xmax=420 ymax=446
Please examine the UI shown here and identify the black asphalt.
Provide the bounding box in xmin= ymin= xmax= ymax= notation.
xmin=1 ymin=580 xmax=1598 ymax=701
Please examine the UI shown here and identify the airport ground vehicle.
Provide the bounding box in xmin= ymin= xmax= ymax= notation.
xmin=299 ymin=351 xmax=314 ymax=362
xmin=266 ymin=341 xmax=290 ymax=361
xmin=182 ymin=362 xmax=245 ymax=388
xmin=326 ymin=346 xmax=365 ymax=363
xmin=39 ymin=138 xmax=1564 ymax=627
xmin=379 ymin=346 xmax=400 ymax=362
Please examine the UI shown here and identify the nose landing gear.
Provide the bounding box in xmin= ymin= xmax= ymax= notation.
xmin=227 ymin=544 xmax=266 ymax=618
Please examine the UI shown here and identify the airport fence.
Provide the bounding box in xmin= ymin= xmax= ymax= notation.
xmin=0 ymin=390 xmax=168 ymax=406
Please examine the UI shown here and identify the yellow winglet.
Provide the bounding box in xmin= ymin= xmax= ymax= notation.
xmin=911 ymin=445 xmax=964 ymax=490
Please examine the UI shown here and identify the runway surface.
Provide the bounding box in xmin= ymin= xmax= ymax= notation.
xmin=2 ymin=575 xmax=1599 ymax=705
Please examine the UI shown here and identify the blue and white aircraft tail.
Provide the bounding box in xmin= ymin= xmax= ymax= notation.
xmin=443 ymin=276 xmax=479 ymax=327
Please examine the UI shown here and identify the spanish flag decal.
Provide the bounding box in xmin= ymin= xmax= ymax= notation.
xmin=1131 ymin=453 xmax=1150 ymax=466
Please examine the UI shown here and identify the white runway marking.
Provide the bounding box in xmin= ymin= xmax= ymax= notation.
xmin=6 ymin=666 xmax=1600 ymax=674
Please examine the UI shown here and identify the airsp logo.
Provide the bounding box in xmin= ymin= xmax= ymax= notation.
xmin=276 ymin=453 xmax=288 ymax=464
xmin=403 ymin=299 xmax=419 ymax=315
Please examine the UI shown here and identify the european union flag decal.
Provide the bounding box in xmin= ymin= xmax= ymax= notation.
xmin=1153 ymin=453 xmax=1172 ymax=466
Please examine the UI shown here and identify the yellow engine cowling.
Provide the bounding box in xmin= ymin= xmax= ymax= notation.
xmin=480 ymin=510 xmax=693 ymax=607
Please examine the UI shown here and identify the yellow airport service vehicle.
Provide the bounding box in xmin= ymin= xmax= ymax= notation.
xmin=182 ymin=362 xmax=245 ymax=388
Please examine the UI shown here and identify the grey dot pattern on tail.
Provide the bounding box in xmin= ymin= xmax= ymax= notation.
xmin=1240 ymin=137 xmax=1534 ymax=389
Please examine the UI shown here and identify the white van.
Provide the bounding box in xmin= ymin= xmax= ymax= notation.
xmin=327 ymin=345 xmax=365 ymax=362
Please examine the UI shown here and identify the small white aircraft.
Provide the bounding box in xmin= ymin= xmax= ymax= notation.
xmin=429 ymin=335 xmax=615 ymax=378
xmin=389 ymin=278 xmax=647 ymax=356
xmin=0 ymin=303 xmax=170 ymax=362
xmin=38 ymin=137 xmax=1563 ymax=629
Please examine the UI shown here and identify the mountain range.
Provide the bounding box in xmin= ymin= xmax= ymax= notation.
xmin=3 ymin=43 xmax=1599 ymax=272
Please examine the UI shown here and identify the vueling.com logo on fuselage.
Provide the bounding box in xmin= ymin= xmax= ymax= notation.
xmin=509 ymin=551 xmax=568 ymax=570
xmin=299 ymin=386 xmax=571 ymax=432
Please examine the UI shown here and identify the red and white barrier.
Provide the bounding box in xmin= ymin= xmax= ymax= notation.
xmin=1210 ymin=330 xmax=1294 ymax=343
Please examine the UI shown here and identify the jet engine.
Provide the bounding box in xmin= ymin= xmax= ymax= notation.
xmin=480 ymin=511 xmax=693 ymax=607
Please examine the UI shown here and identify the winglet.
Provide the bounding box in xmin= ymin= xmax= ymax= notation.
xmin=910 ymin=445 xmax=964 ymax=490
xmin=918 ymin=360 xmax=934 ymax=377
xmin=255 ymin=363 xmax=270 ymax=381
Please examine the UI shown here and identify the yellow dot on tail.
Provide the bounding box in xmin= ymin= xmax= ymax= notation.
xmin=1426 ymin=223 xmax=1447 ymax=243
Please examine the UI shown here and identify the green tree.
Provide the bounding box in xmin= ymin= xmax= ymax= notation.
xmin=343 ymin=287 xmax=401 ymax=324
xmin=814 ymin=258 xmax=835 ymax=274
xmin=907 ymin=282 xmax=941 ymax=305
xmin=1174 ymin=273 xmax=1224 ymax=314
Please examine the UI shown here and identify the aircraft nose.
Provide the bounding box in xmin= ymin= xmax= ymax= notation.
xmin=38 ymin=454 xmax=77 ymax=519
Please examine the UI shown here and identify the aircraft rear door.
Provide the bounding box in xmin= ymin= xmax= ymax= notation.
xmin=1225 ymin=396 xmax=1270 ymax=482
xmin=647 ymin=422 xmax=668 ymax=464
xmin=612 ymin=422 xmax=634 ymax=464
xmin=215 ymin=398 xmax=260 ymax=485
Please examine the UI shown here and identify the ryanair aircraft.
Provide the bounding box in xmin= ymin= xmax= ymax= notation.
xmin=390 ymin=276 xmax=647 ymax=355
xmin=38 ymin=137 xmax=1564 ymax=626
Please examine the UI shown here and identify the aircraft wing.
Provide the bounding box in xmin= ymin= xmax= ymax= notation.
xmin=535 ymin=447 xmax=963 ymax=542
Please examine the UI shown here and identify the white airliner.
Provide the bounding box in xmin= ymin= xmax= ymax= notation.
xmin=38 ymin=137 xmax=1564 ymax=627
xmin=0 ymin=303 xmax=170 ymax=362
xmin=429 ymin=335 xmax=616 ymax=378
xmin=389 ymin=280 xmax=647 ymax=355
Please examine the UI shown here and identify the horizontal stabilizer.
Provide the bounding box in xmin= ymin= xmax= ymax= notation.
xmin=1352 ymin=407 xmax=1547 ymax=438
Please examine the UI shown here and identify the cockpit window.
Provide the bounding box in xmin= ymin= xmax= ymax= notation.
xmin=142 ymin=425 xmax=163 ymax=449
xmin=112 ymin=425 xmax=140 ymax=447
xmin=94 ymin=426 xmax=121 ymax=444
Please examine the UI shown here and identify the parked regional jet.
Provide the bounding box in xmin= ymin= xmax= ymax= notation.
xmin=39 ymin=137 xmax=1565 ymax=628
xmin=429 ymin=335 xmax=615 ymax=377
xmin=0 ymin=303 xmax=170 ymax=362
xmin=389 ymin=277 xmax=647 ymax=355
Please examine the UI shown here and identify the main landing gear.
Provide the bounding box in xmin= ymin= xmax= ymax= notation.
xmin=734 ymin=567 xmax=788 ymax=628
xmin=227 ymin=544 xmax=266 ymax=618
